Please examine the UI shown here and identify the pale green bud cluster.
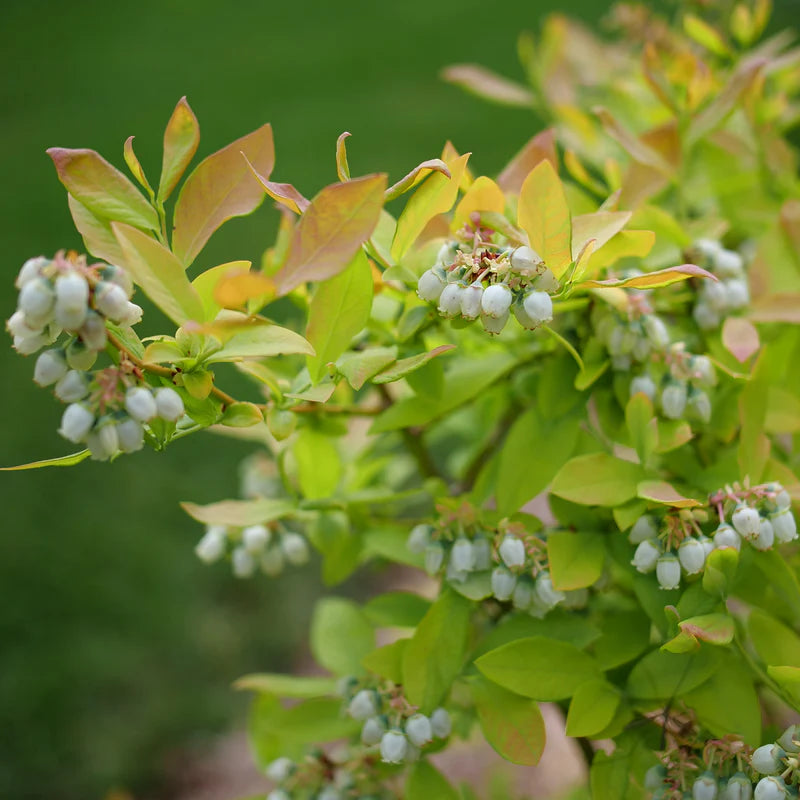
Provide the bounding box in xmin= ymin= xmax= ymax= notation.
xmin=691 ymin=239 xmax=750 ymax=331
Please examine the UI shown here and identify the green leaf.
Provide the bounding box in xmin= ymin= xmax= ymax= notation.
xmin=0 ymin=450 xmax=90 ymax=471
xmin=590 ymin=735 xmax=649 ymax=800
xmin=306 ymin=512 xmax=361 ymax=586
xmin=294 ymin=428 xmax=341 ymax=500
xmin=362 ymin=592 xmax=430 ymax=628
xmin=306 ymin=250 xmax=373 ymax=382
xmin=47 ymin=147 xmax=159 ymax=231
xmin=767 ymin=666 xmax=800 ymax=709
xmin=496 ymin=408 xmax=580 ymax=516
xmin=274 ymin=174 xmax=387 ymax=295
xmin=172 ymin=123 xmax=274 ymax=265
xmin=752 ymin=549 xmax=800 ymax=618
xmin=402 ymin=589 xmax=471 ymax=712
xmin=450 ymin=571 xmax=493 ymax=601
xmin=702 ymin=547 xmax=739 ymax=597
xmin=111 ymin=222 xmax=205 ymax=324
xmin=517 ymin=160 xmax=572 ymax=276
xmin=593 ymin=610 xmax=651 ymax=670
xmin=677 ymin=613 xmax=735 ymax=646
xmin=748 ymin=609 xmax=800 ymax=667
xmin=221 ymin=401 xmax=263 ymax=427
xmin=550 ymin=453 xmax=643 ymax=507
xmin=337 ymin=347 xmax=398 ymax=390
xmin=361 ymin=639 xmax=407 ymax=683
xmin=471 ymin=676 xmax=546 ymax=766
xmin=637 ymin=480 xmax=702 ymax=508
xmin=683 ymin=13 xmax=732 ymax=56
xmin=67 ymin=194 xmax=126 ymax=265
xmin=158 ymin=96 xmax=200 ymax=203
xmin=627 ymin=646 xmax=724 ymax=701
xmin=310 ymin=597 xmax=374 ymax=677
xmin=123 ymin=136 xmax=153 ymax=197
xmin=234 ymin=673 xmax=336 ymax=698
xmin=406 ymin=762 xmax=459 ymax=800
xmin=547 ymin=531 xmax=605 ymax=591
xmin=565 ymin=679 xmax=621 ymax=737
xmin=205 ymin=319 xmax=314 ymax=362
xmin=372 ymin=345 xmax=456 ymax=384
xmin=626 ymin=393 xmax=658 ymax=465
xmin=475 ymin=637 xmax=600 ymax=701
xmin=191 ymin=260 xmax=253 ymax=322
xmin=180 ymin=497 xmax=294 ymax=527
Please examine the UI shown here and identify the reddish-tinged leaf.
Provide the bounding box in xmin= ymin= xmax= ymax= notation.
xmin=123 ymin=136 xmax=153 ymax=196
xmin=441 ymin=63 xmax=534 ymax=107
xmin=678 ymin=614 xmax=735 ymax=645
xmin=384 ymin=158 xmax=451 ymax=203
xmin=441 ymin=141 xmax=474 ymax=190
xmin=47 ymin=147 xmax=159 ymax=230
xmin=749 ymin=294 xmax=800 ymax=324
xmin=336 ymin=131 xmax=351 ymax=181
xmin=172 ymin=123 xmax=274 ymax=265
xmin=244 ymin=152 xmax=310 ymax=215
xmin=112 ymin=222 xmax=204 ymax=324
xmin=722 ymin=316 xmax=760 ymax=363
xmin=497 ymin=129 xmax=557 ymax=195
xmin=274 ymin=173 xmax=387 ymax=295
xmin=213 ymin=269 xmax=275 ymax=310
xmin=181 ymin=497 xmax=294 ymax=526
xmin=637 ymin=480 xmax=702 ymax=508
xmin=68 ymin=194 xmax=126 ymax=265
xmin=593 ymin=108 xmax=673 ymax=174
xmin=580 ymin=263 xmax=716 ymax=290
xmin=158 ymin=96 xmax=200 ymax=202
xmin=452 ymin=176 xmax=505 ymax=229
xmin=518 ymin=160 xmax=572 ymax=276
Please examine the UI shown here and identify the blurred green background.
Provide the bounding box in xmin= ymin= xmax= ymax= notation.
xmin=1 ymin=1 xmax=797 ymax=798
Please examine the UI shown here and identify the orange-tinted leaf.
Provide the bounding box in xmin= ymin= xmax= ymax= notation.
xmin=336 ymin=131 xmax=351 ymax=181
xmin=722 ymin=316 xmax=760 ymax=363
xmin=570 ymin=211 xmax=632 ymax=261
xmin=391 ymin=154 xmax=469 ymax=260
xmin=213 ymin=269 xmax=275 ymax=310
xmin=112 ymin=221 xmax=204 ymax=324
xmin=47 ymin=147 xmax=159 ymax=231
xmin=749 ymin=294 xmax=800 ymax=324
xmin=68 ymin=194 xmax=126 ymax=265
xmin=158 ymin=96 xmax=200 ymax=202
xmin=244 ymin=152 xmax=310 ymax=215
xmin=637 ymin=480 xmax=702 ymax=508
xmin=593 ymin=108 xmax=673 ymax=174
xmin=192 ymin=260 xmax=252 ymax=321
xmin=441 ymin=142 xmax=474 ymax=190
xmin=580 ymin=263 xmax=716 ymax=290
xmin=497 ymin=129 xmax=557 ymax=195
xmin=172 ymin=123 xmax=274 ymax=265
xmin=678 ymin=614 xmax=734 ymax=645
xmin=517 ymin=160 xmax=572 ymax=276
xmin=385 ymin=159 xmax=451 ymax=203
xmin=123 ymin=136 xmax=153 ymax=196
xmin=274 ymin=174 xmax=387 ymax=295
xmin=452 ymin=176 xmax=505 ymax=229
xmin=441 ymin=63 xmax=534 ymax=107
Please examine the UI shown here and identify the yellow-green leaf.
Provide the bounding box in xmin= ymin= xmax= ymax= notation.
xmin=579 ymin=263 xmax=716 ymax=290
xmin=68 ymin=194 xmax=126 ymax=265
xmin=570 ymin=211 xmax=632 ymax=261
xmin=452 ymin=175 xmax=504 ymax=229
xmin=385 ymin=158 xmax=451 ymax=203
xmin=192 ymin=260 xmax=253 ymax=321
xmin=158 ymin=96 xmax=200 ymax=203
xmin=0 ymin=450 xmax=90 ymax=471
xmin=637 ymin=480 xmax=702 ymax=508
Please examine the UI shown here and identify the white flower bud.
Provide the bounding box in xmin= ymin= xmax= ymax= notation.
xmin=632 ymin=366 xmax=657 ymax=392
xmin=472 ymin=537 xmax=491 ymax=570
xmin=348 ymin=689 xmax=378 ymax=720
xmin=451 ymin=537 xmax=475 ymax=572
xmin=753 ymin=518 xmax=775 ymax=551
xmin=65 ymin=339 xmax=97 ymax=371
xmin=404 ymin=713 xmax=433 ymax=747
xmin=195 ymin=526 xmax=227 ymax=563
xmin=94 ymin=281 xmax=130 ymax=322
xmin=720 ymin=773 xmax=753 ymax=800
xmin=645 ymin=765 xmax=667 ymax=790
xmin=79 ymin=310 xmax=107 ymax=350
xmin=510 ymin=245 xmax=541 ymax=271
xmin=125 ymin=387 xmax=157 ymax=422
xmin=491 ymin=567 xmax=517 ymax=601
xmin=13 ymin=332 xmax=49 ymax=355
xmin=693 ymin=772 xmax=719 ymax=800
xmin=116 ymin=301 xmax=143 ymax=327
xmin=678 ymin=538 xmax=706 ymax=575
xmin=512 ymin=579 xmax=534 ymax=610
xmin=86 ymin=421 xmax=119 ymax=461
xmin=689 ymin=390 xmax=712 ymax=424
xmin=417 ymin=268 xmax=446 ymax=303
xmin=117 ymin=417 xmax=144 ymax=452
xmin=656 ymin=553 xmax=681 ymax=590
xmin=407 ymin=524 xmax=432 ymax=554
xmin=481 ymin=284 xmax=513 ymax=318
xmin=732 ymin=504 xmax=761 ymax=539
xmin=693 ymin=238 xmax=723 ymax=262
xmin=101 ymin=264 xmax=134 ymax=297
xmin=481 ymin=310 xmax=509 ymax=334
xmin=446 ymin=557 xmax=468 ymax=584
xmin=436 ymin=242 xmax=456 ymax=266
xmin=632 ymin=335 xmax=651 ymax=362
xmin=54 ymin=370 xmax=90 ymax=403
xmin=19 ymin=277 xmax=55 ymax=320
xmin=55 ymin=271 xmax=89 ymax=313
xmin=7 ymin=309 xmax=41 ymax=338
xmin=534 ymin=571 xmax=564 ymax=609
xmin=725 ymin=278 xmax=750 ymax=309
xmin=522 ymin=290 xmax=553 ymax=327
xmin=16 ymin=256 xmax=48 ymax=288
xmin=694 ymin=302 xmax=720 ymax=330
xmin=698 ymin=535 xmax=714 ymax=558
xmin=704 ymin=280 xmax=730 ymax=311
xmin=266 ymin=791 xmax=290 ymax=800
xmin=460 ymin=283 xmax=483 ymax=319
xmin=499 ymin=535 xmax=526 ymax=569
xmin=512 ymin=301 xmax=537 ymax=330
xmin=775 ymin=489 xmax=791 ymax=511
xmin=437 ymin=282 xmax=464 ymax=317
xmin=691 ymin=355 xmax=717 ymax=387
xmin=661 ymin=382 xmax=687 ymax=420
xmin=242 ymin=524 xmax=270 ymax=553
xmin=265 ymin=756 xmax=294 ymax=783
xmin=536 ymin=268 xmax=560 ymax=294
xmin=231 ymin=546 xmax=256 ymax=578
xmin=361 ymin=716 xmax=386 ymax=745
xmin=379 ymin=730 xmax=407 ymax=764
xmin=155 ymin=387 xmax=184 ymax=422
xmin=58 ymin=403 xmax=94 ymax=443
xmin=281 ymin=532 xmax=309 ymax=565
xmin=753 ymin=776 xmax=787 ymax=800
xmin=644 ymin=315 xmax=669 ymax=348
xmin=752 ymin=743 xmax=785 ymax=775
xmin=424 ymin=542 xmax=444 ymax=575
xmin=714 ymin=249 xmax=744 ymax=278
xmin=771 ymin=509 xmax=797 ymax=543
xmin=714 ymin=523 xmax=741 ymax=551
xmin=33 ymin=349 xmax=68 ymax=387
xmin=629 ymin=515 xmax=659 ymax=544
xmin=632 ymin=539 xmax=661 ymax=573
xmin=430 ymin=707 xmax=451 ymax=738
xmin=778 ymin=724 xmax=800 ymax=753
xmin=260 ymin=546 xmax=284 ymax=576
xmin=54 ymin=303 xmax=88 ymax=332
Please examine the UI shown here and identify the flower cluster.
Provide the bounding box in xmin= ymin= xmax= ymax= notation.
xmin=408 ymin=514 xmax=586 ymax=616
xmin=749 ymin=724 xmax=800 ymax=799
xmin=417 ymin=239 xmax=558 ymax=335
xmin=631 ymin=482 xmax=796 ymax=591
xmin=690 ymin=240 xmax=750 ymax=331
xmin=194 ymin=521 xmax=310 ymax=578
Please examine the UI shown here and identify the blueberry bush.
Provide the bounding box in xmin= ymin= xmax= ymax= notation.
xmin=6 ymin=2 xmax=800 ymax=798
